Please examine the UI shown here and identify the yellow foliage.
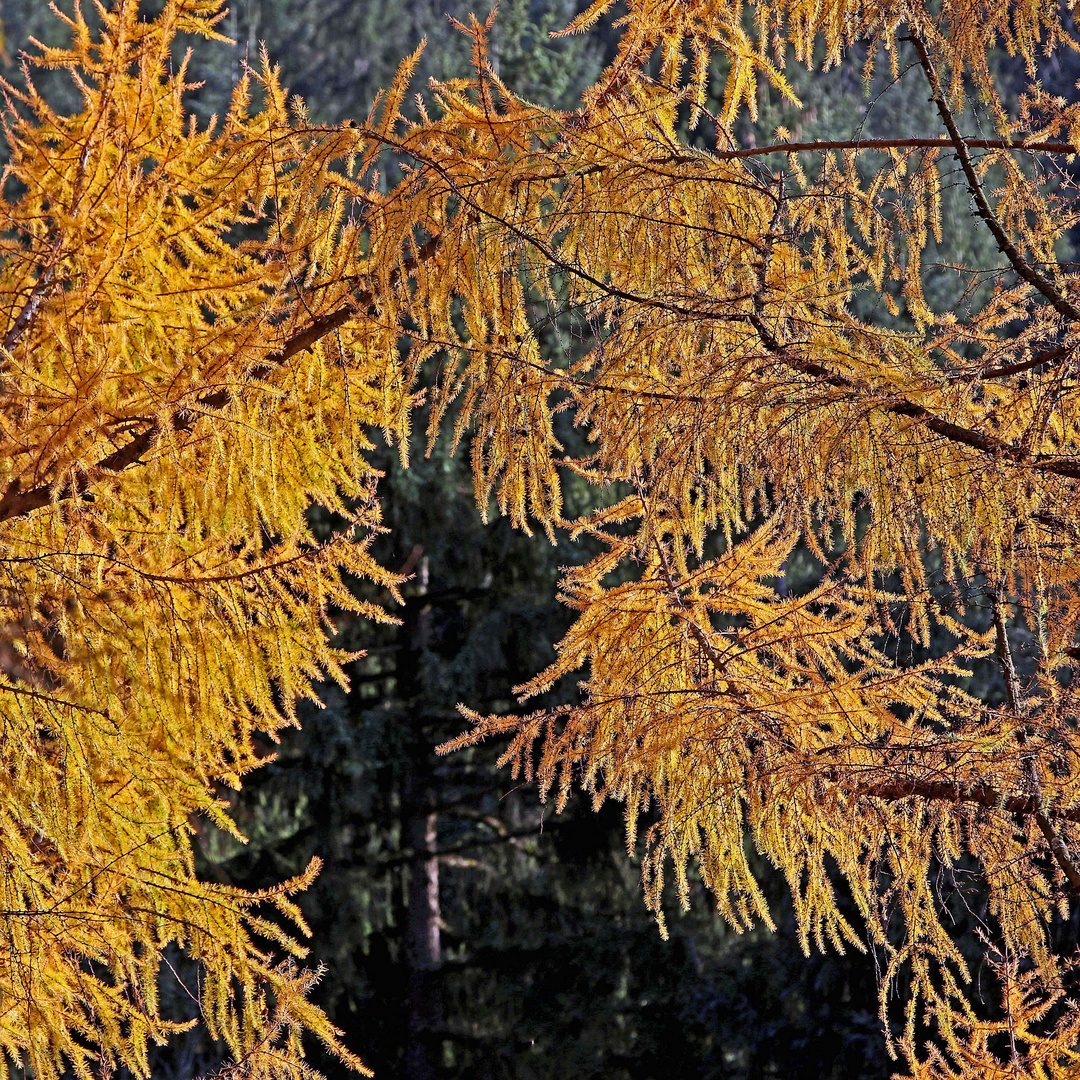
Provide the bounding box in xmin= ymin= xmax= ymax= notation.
xmin=7 ymin=0 xmax=1080 ymax=1078
xmin=377 ymin=3 xmax=1080 ymax=1077
xmin=0 ymin=1 xmax=410 ymax=1076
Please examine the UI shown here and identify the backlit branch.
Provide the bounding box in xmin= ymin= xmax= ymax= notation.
xmin=0 ymin=236 xmax=441 ymax=525
xmin=911 ymin=33 xmax=1080 ymax=326
xmin=992 ymin=589 xmax=1080 ymax=893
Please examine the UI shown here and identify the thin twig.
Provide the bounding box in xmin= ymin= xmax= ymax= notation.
xmin=992 ymin=588 xmax=1080 ymax=894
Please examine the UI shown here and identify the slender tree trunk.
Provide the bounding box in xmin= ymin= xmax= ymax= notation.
xmin=404 ymin=806 xmax=442 ymax=1080
xmin=399 ymin=554 xmax=443 ymax=1080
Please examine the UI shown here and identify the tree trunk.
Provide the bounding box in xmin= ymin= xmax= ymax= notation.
xmin=401 ymin=555 xmax=442 ymax=1080
xmin=404 ymin=806 xmax=442 ymax=1080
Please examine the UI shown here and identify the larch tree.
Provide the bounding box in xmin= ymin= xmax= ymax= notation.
xmin=368 ymin=2 xmax=1080 ymax=1078
xmin=0 ymin=2 xmax=403 ymax=1077
xmin=5 ymin=3 xmax=1080 ymax=1080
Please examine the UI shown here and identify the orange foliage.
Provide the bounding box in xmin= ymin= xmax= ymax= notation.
xmin=6 ymin=1 xmax=1080 ymax=1077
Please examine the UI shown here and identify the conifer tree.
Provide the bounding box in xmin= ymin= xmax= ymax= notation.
xmin=8 ymin=1 xmax=1080 ymax=1079
xmin=0 ymin=2 xmax=401 ymax=1076
xmin=349 ymin=3 xmax=1080 ymax=1076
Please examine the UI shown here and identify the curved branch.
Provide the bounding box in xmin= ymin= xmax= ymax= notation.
xmin=748 ymin=310 xmax=1080 ymax=478
xmin=378 ymin=129 xmax=1080 ymax=483
xmin=850 ymin=775 xmax=1080 ymax=824
xmin=0 ymin=236 xmax=442 ymax=525
xmin=910 ymin=34 xmax=1080 ymax=326
xmin=974 ymin=342 xmax=1075 ymax=381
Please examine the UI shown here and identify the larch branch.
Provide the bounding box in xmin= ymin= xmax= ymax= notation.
xmin=2 ymin=265 xmax=58 ymax=353
xmin=992 ymin=589 xmax=1080 ymax=893
xmin=975 ymin=342 xmax=1076 ymax=381
xmin=712 ymin=136 xmax=1078 ymax=161
xmin=850 ymin=775 xmax=1080 ymax=823
xmin=383 ymin=132 xmax=1080 ymax=482
xmin=0 ymin=236 xmax=442 ymax=525
xmin=748 ymin=310 xmax=1080 ymax=478
xmin=910 ymin=34 xmax=1080 ymax=326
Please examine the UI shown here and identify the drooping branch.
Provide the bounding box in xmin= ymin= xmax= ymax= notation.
xmin=0 ymin=236 xmax=442 ymax=525
xmin=517 ymin=139 xmax=1079 ymax=185
xmin=368 ymin=133 xmax=1080 ymax=484
xmin=712 ymin=136 xmax=1077 ymax=161
xmin=992 ymin=589 xmax=1080 ymax=893
xmin=910 ymin=34 xmax=1080 ymax=327
xmin=747 ymin=310 xmax=1080 ymax=478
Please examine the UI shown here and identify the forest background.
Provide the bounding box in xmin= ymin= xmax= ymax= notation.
xmin=1 ymin=2 xmax=1070 ymax=1079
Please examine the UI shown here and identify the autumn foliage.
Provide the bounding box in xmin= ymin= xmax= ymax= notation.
xmin=5 ymin=0 xmax=1080 ymax=1078
xmin=0 ymin=3 xmax=398 ymax=1076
